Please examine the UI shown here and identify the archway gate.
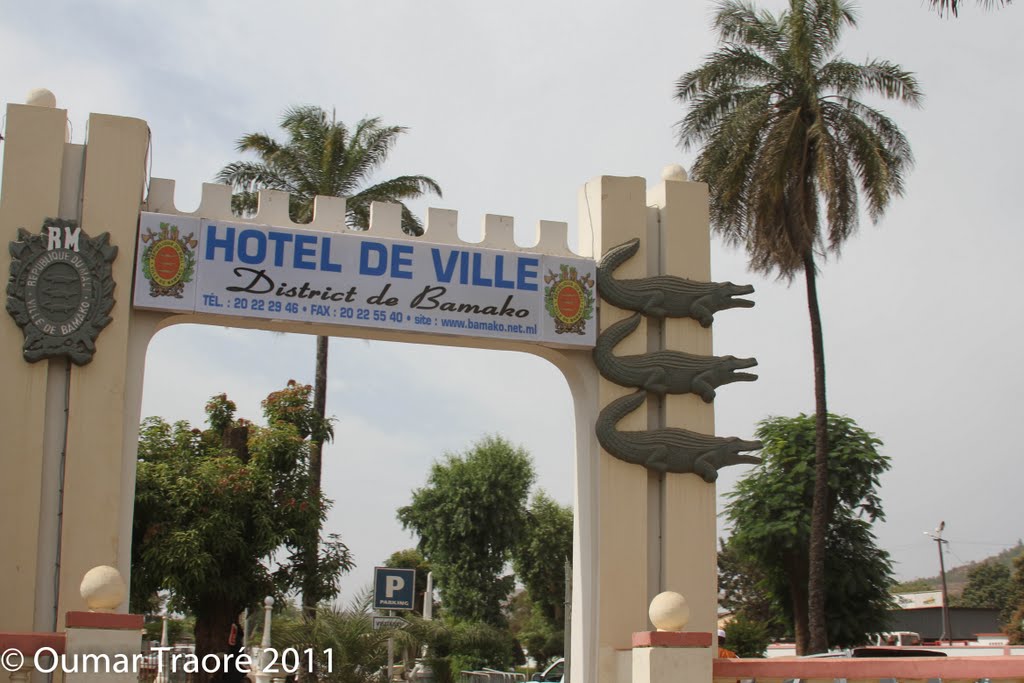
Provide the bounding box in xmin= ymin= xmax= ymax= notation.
xmin=0 ymin=100 xmax=754 ymax=683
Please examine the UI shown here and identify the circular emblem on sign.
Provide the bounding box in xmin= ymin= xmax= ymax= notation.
xmin=147 ymin=239 xmax=186 ymax=287
xmin=140 ymin=221 xmax=197 ymax=298
xmin=544 ymin=264 xmax=595 ymax=335
xmin=24 ymin=249 xmax=94 ymax=336
xmin=551 ymin=279 xmax=585 ymax=325
xmin=6 ymin=219 xmax=118 ymax=365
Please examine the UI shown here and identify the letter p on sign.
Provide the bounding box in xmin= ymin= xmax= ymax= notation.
xmin=385 ymin=575 xmax=405 ymax=597
xmin=373 ymin=567 xmax=416 ymax=611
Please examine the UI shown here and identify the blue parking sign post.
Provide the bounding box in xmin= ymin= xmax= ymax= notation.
xmin=374 ymin=566 xmax=416 ymax=611
xmin=374 ymin=567 xmax=416 ymax=683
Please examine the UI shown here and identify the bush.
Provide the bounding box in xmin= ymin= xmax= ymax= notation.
xmin=725 ymin=615 xmax=770 ymax=658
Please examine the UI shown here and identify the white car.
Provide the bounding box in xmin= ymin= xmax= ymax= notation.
xmin=531 ymin=658 xmax=564 ymax=682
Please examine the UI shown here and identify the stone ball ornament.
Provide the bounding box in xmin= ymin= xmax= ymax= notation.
xmin=648 ymin=590 xmax=690 ymax=631
xmin=661 ymin=164 xmax=688 ymax=182
xmin=25 ymin=88 xmax=57 ymax=108
xmin=80 ymin=565 xmax=128 ymax=611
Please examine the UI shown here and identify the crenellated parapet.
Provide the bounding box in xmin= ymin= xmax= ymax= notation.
xmin=144 ymin=178 xmax=579 ymax=257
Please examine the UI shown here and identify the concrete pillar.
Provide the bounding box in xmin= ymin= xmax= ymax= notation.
xmin=59 ymin=113 xmax=150 ymax=617
xmin=646 ymin=173 xmax=719 ymax=637
xmin=0 ymin=102 xmax=69 ymax=633
xmin=581 ymin=176 xmax=652 ymax=682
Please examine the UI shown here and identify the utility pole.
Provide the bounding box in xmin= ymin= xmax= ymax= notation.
xmin=925 ymin=521 xmax=953 ymax=646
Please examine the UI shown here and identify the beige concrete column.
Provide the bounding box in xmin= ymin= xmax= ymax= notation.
xmin=0 ymin=103 xmax=69 ymax=632
xmin=646 ymin=174 xmax=719 ymax=638
xmin=582 ymin=176 xmax=652 ymax=683
xmin=59 ymin=113 xmax=149 ymax=616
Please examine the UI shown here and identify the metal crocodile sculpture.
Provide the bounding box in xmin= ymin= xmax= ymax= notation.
xmin=597 ymin=238 xmax=755 ymax=327
xmin=593 ymin=313 xmax=758 ymax=402
xmin=596 ymin=390 xmax=762 ymax=482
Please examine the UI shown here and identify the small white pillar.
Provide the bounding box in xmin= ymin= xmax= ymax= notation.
xmin=63 ymin=567 xmax=143 ymax=683
xmin=254 ymin=596 xmax=275 ymax=683
xmin=631 ymin=592 xmax=712 ymax=683
xmin=423 ymin=572 xmax=433 ymax=621
xmin=153 ymin=613 xmax=169 ymax=683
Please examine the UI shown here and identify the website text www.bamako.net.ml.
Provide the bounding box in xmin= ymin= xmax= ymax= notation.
xmin=440 ymin=317 xmax=538 ymax=336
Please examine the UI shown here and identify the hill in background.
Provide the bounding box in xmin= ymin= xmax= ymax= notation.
xmin=893 ymin=542 xmax=1024 ymax=596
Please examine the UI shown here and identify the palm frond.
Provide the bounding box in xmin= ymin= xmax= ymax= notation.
xmin=215 ymin=161 xmax=291 ymax=192
xmin=713 ymin=0 xmax=787 ymax=59
xmin=818 ymin=59 xmax=922 ymax=106
xmin=235 ymin=132 xmax=282 ymax=157
xmin=675 ymin=46 xmax=781 ymax=104
xmin=929 ymin=0 xmax=1013 ymax=17
xmin=215 ymin=106 xmax=441 ymax=225
xmin=805 ymin=0 xmax=857 ymax=64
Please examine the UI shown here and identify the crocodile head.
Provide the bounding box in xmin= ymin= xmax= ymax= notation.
xmin=710 ymin=282 xmax=756 ymax=312
xmin=715 ymin=438 xmax=764 ymax=467
xmin=715 ymin=356 xmax=759 ymax=385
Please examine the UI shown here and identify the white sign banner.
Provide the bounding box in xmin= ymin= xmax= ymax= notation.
xmin=372 ymin=616 xmax=408 ymax=630
xmin=133 ymin=213 xmax=597 ymax=347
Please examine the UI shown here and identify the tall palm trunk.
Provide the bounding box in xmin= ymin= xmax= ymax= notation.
xmin=785 ymin=552 xmax=811 ymax=654
xmin=302 ymin=335 xmax=329 ymax=620
xmin=803 ymin=251 xmax=830 ymax=654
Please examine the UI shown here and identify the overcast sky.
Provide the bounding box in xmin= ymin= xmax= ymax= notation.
xmin=3 ymin=0 xmax=1021 ymax=603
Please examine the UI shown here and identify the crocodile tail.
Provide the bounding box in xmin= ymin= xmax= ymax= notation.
xmin=596 ymin=239 xmax=640 ymax=306
xmin=595 ymin=390 xmax=646 ymax=459
xmin=593 ymin=313 xmax=641 ymax=381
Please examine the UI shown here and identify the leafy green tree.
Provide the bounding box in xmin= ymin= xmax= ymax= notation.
xmin=675 ymin=0 xmax=920 ymax=653
xmin=718 ymin=537 xmax=788 ymax=641
xmin=928 ymin=0 xmax=1012 ymax=16
xmin=512 ymin=491 xmax=573 ymax=626
xmin=513 ymin=595 xmax=564 ymax=669
xmin=217 ymin=107 xmax=441 ymax=618
xmin=131 ymin=383 xmax=353 ymax=677
xmin=385 ymin=548 xmax=433 ymax=616
xmin=397 ymin=436 xmax=535 ymax=627
xmin=1006 ymin=554 xmax=1024 ymax=644
xmin=952 ymin=560 xmax=1013 ymax=623
xmin=724 ymin=414 xmax=895 ymax=653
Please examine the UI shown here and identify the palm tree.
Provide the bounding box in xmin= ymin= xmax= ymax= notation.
xmin=217 ymin=106 xmax=442 ymax=619
xmin=675 ymin=0 xmax=920 ymax=654
xmin=928 ymin=0 xmax=1012 ymax=16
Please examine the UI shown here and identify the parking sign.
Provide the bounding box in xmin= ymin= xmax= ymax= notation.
xmin=373 ymin=567 xmax=416 ymax=611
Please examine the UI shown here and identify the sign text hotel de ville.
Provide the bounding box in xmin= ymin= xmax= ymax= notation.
xmin=8 ymin=213 xmax=598 ymax=362
xmin=131 ymin=213 xmax=597 ymax=347
xmin=8 ymin=212 xmax=598 ymax=361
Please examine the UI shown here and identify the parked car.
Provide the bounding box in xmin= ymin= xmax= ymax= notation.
xmin=532 ymin=658 xmax=564 ymax=682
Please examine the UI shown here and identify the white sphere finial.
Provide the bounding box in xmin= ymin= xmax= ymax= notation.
xmin=25 ymin=88 xmax=56 ymax=108
xmin=649 ymin=591 xmax=690 ymax=631
xmin=80 ymin=565 xmax=127 ymax=611
xmin=662 ymin=164 xmax=688 ymax=182
xmin=264 ymin=596 xmax=275 ymax=608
